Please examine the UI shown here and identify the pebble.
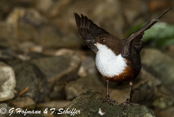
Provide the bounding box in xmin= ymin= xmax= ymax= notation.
xmin=0 ymin=62 xmax=16 ymax=101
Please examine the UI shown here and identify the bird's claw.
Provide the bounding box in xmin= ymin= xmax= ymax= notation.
xmin=102 ymin=95 xmax=118 ymax=106
xmin=119 ymin=98 xmax=133 ymax=110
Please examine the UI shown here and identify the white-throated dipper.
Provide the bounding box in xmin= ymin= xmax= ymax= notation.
xmin=74 ymin=7 xmax=172 ymax=104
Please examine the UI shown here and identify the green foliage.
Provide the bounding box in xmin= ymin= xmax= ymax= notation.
xmin=128 ymin=22 xmax=174 ymax=48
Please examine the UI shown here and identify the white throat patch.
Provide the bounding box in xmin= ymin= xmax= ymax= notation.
xmin=95 ymin=43 xmax=127 ymax=77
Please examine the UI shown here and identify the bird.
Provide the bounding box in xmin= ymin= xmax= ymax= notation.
xmin=74 ymin=7 xmax=172 ymax=104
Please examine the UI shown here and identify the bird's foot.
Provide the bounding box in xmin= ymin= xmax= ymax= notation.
xmin=123 ymin=98 xmax=131 ymax=105
xmin=102 ymin=95 xmax=118 ymax=106
xmin=119 ymin=98 xmax=133 ymax=110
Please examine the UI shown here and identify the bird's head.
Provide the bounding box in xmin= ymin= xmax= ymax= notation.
xmin=84 ymin=34 xmax=122 ymax=55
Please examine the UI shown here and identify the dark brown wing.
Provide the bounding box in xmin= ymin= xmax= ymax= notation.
xmin=122 ymin=7 xmax=172 ymax=57
xmin=74 ymin=13 xmax=109 ymax=53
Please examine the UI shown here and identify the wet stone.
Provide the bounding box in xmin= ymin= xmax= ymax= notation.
xmin=131 ymin=67 xmax=160 ymax=105
xmin=154 ymin=107 xmax=174 ymax=117
xmin=6 ymin=7 xmax=46 ymax=27
xmin=49 ymin=83 xmax=65 ymax=100
xmin=62 ymin=90 xmax=155 ymax=117
xmin=65 ymin=74 xmax=105 ymax=100
xmin=9 ymin=97 xmax=35 ymax=109
xmin=38 ymin=26 xmax=83 ymax=49
xmin=152 ymin=96 xmax=174 ymax=109
xmin=0 ymin=62 xmax=16 ymax=101
xmin=31 ymin=55 xmax=81 ymax=100
xmin=141 ymin=48 xmax=174 ymax=92
xmin=0 ymin=48 xmax=15 ymax=60
xmin=31 ymin=55 xmax=81 ymax=83
xmin=80 ymin=56 xmax=97 ymax=75
xmin=6 ymin=60 xmax=49 ymax=103
xmin=37 ymin=101 xmax=71 ymax=110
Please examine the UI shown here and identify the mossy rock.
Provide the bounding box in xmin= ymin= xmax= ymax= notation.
xmin=62 ymin=90 xmax=155 ymax=117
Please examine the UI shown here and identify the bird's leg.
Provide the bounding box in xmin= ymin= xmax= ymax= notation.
xmin=103 ymin=80 xmax=117 ymax=105
xmin=128 ymin=81 xmax=133 ymax=102
xmin=106 ymin=80 xmax=109 ymax=99
xmin=127 ymin=81 xmax=133 ymax=103
xmin=119 ymin=81 xmax=133 ymax=110
xmin=120 ymin=81 xmax=133 ymax=106
xmin=103 ymin=80 xmax=110 ymax=100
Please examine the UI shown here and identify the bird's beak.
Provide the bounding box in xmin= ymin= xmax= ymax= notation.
xmin=84 ymin=39 xmax=98 ymax=53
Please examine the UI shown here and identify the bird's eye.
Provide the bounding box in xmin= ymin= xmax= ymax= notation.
xmin=101 ymin=38 xmax=105 ymax=43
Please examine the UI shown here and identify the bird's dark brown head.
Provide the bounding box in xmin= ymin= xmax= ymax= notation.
xmin=93 ymin=34 xmax=122 ymax=55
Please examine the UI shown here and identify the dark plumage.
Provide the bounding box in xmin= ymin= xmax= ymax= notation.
xmin=74 ymin=7 xmax=172 ymax=104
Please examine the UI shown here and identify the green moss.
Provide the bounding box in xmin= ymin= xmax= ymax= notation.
xmin=62 ymin=90 xmax=155 ymax=117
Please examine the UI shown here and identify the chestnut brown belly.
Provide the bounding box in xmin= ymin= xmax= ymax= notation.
xmin=101 ymin=65 xmax=135 ymax=82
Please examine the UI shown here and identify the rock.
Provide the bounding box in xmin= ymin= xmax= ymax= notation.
xmin=154 ymin=107 xmax=174 ymax=117
xmin=49 ymin=83 xmax=65 ymax=100
xmin=54 ymin=48 xmax=85 ymax=57
xmin=62 ymin=90 xmax=155 ymax=117
xmin=10 ymin=97 xmax=35 ymax=109
xmin=55 ymin=49 xmax=89 ymax=77
xmin=65 ymin=74 xmax=105 ymax=100
xmin=37 ymin=25 xmax=83 ymax=49
xmin=151 ymin=85 xmax=174 ymax=110
xmin=48 ymin=0 xmax=71 ymax=18
xmin=152 ymin=97 xmax=174 ymax=109
xmin=37 ymin=0 xmax=124 ymax=52
xmin=31 ymin=55 xmax=81 ymax=83
xmin=165 ymin=44 xmax=174 ymax=58
xmin=19 ymin=42 xmax=43 ymax=53
xmin=0 ymin=0 xmax=126 ymax=51
xmin=80 ymin=56 xmax=97 ymax=75
xmin=120 ymin=0 xmax=144 ymax=25
xmin=0 ymin=7 xmax=45 ymax=50
xmin=0 ymin=48 xmax=15 ymax=60
xmin=78 ymin=56 xmax=96 ymax=77
xmin=131 ymin=67 xmax=160 ymax=104
xmin=3 ymin=7 xmax=83 ymax=50
xmin=27 ymin=52 xmax=49 ymax=59
xmin=0 ymin=0 xmax=36 ymax=17
xmin=0 ymin=22 xmax=16 ymax=48
xmin=0 ymin=62 xmax=16 ymax=101
xmin=6 ymin=60 xmax=49 ymax=103
xmin=35 ymin=0 xmax=53 ymax=13
xmin=37 ymin=101 xmax=71 ymax=109
xmin=55 ymin=49 xmax=76 ymax=56
xmin=141 ymin=48 xmax=174 ymax=92
xmin=6 ymin=7 xmax=46 ymax=26
xmin=78 ymin=66 xmax=87 ymax=77
xmin=31 ymin=55 xmax=81 ymax=100
xmin=49 ymin=0 xmax=124 ymax=38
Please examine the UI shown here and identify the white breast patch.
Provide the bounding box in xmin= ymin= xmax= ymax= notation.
xmin=95 ymin=43 xmax=127 ymax=77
